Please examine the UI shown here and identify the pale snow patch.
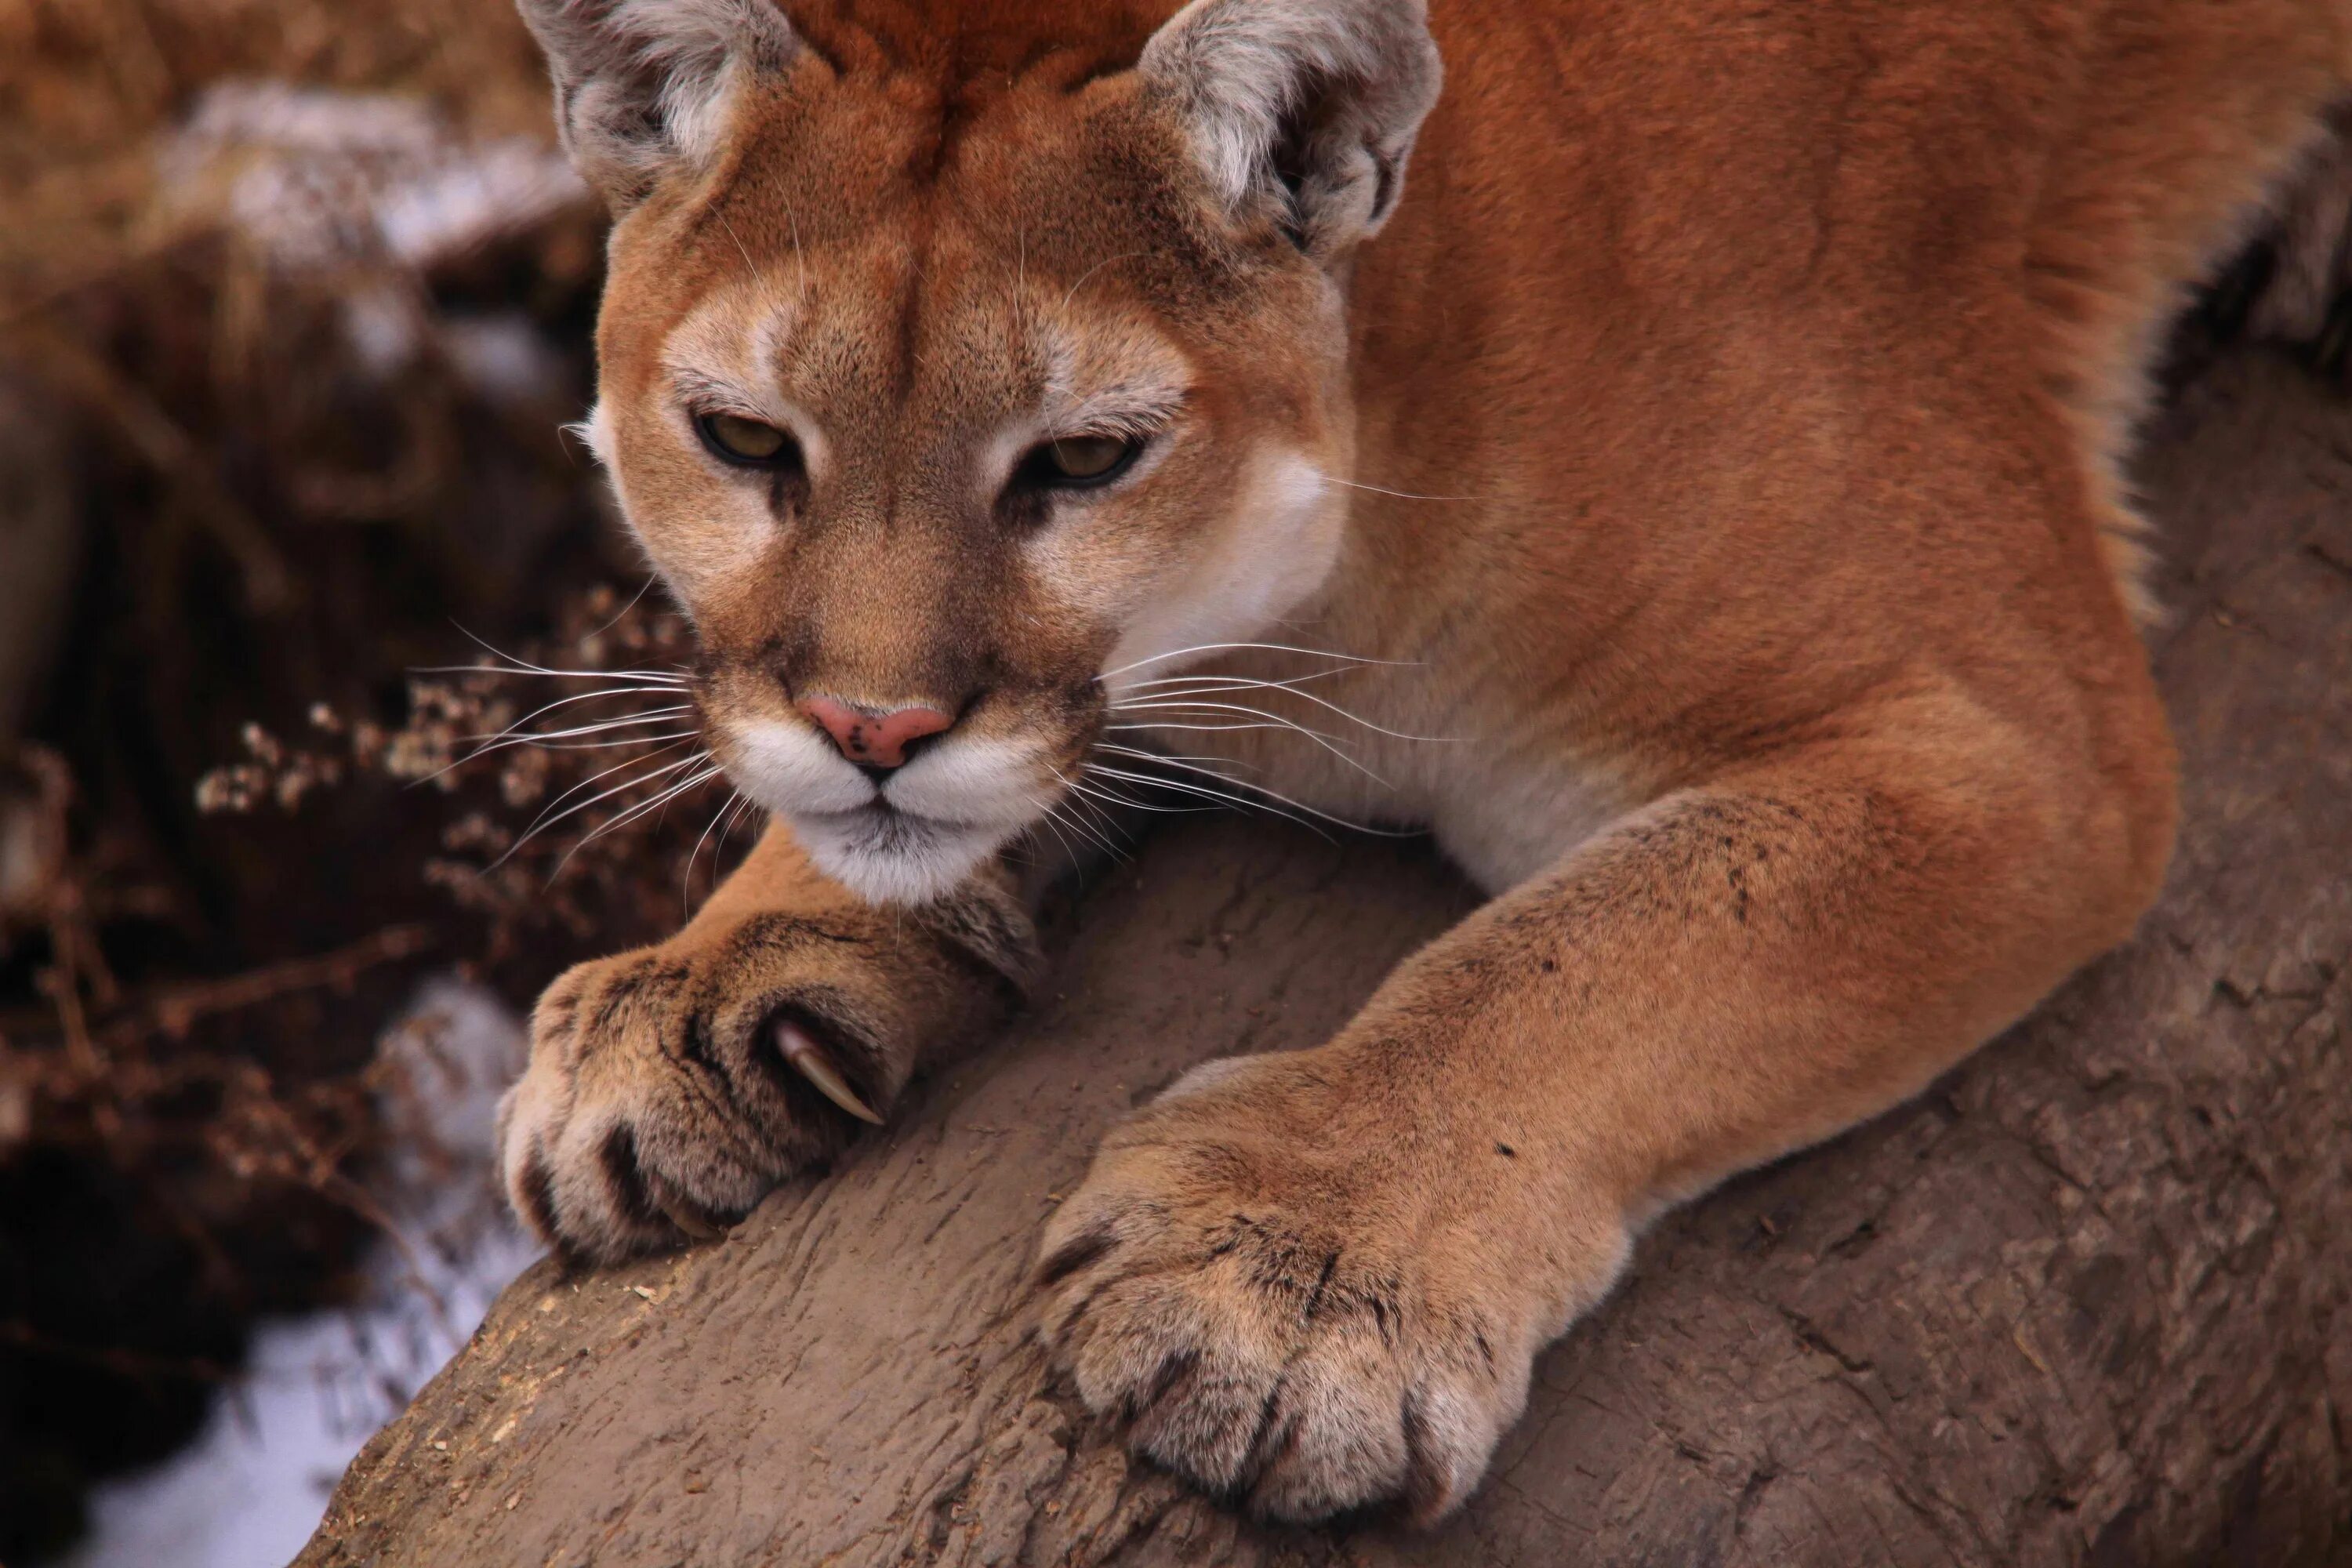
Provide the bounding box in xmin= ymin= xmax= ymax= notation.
xmin=67 ymin=978 xmax=542 ymax=1568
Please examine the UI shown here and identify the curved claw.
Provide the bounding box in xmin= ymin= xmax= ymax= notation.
xmin=645 ymin=1171 xmax=728 ymax=1241
xmin=777 ymin=1019 xmax=884 ymax=1124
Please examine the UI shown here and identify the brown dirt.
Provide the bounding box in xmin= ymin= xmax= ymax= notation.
xmin=296 ymin=340 xmax=2352 ymax=1568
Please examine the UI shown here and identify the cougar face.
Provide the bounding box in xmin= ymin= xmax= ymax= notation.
xmin=584 ymin=55 xmax=1356 ymax=902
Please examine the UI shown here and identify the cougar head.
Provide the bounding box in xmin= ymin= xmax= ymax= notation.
xmin=521 ymin=0 xmax=1440 ymax=901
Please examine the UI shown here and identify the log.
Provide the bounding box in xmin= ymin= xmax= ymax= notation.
xmin=296 ymin=342 xmax=2352 ymax=1568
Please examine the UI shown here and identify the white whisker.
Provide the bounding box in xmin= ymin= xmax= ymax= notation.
xmin=1031 ymin=807 xmax=1083 ymax=868
xmin=1106 ymin=699 xmax=1388 ymax=784
xmin=442 ymin=622 xmax=693 ymax=684
xmin=1028 ymin=805 xmax=1068 ymax=851
xmin=1119 ymin=667 xmax=1358 ymax=693
xmin=1057 ymin=249 xmax=1151 ymax=314
xmin=1109 ymin=700 xmax=1349 ymax=742
xmin=1047 ymin=768 xmax=1135 ymax=834
xmin=1041 ymin=786 xmax=1125 ymax=863
xmin=1065 ymin=789 xmax=1149 ymax=845
xmin=1083 ymin=760 xmax=1338 ymax=843
xmin=419 ymin=662 xmax=689 ymax=687
xmin=574 ymin=761 xmax=720 ymax=848
xmin=602 ymin=764 xmax=721 ymax=840
xmin=1047 ymin=768 xmax=1154 ymax=859
xmin=1326 ymin=477 xmax=1479 ymax=503
xmin=410 ymin=699 xmax=695 ymax=788
xmin=1116 ymin=682 xmax=1453 ymax=745
xmin=1088 ymin=757 xmax=1422 ymax=840
xmin=1104 ymin=720 xmax=1308 ymax=741
xmin=503 ymin=736 xmax=698 ymax=833
xmin=579 ymin=577 xmax=659 ymax=641
xmin=724 ymin=792 xmax=760 ymax=839
xmin=458 ymin=706 xmax=695 ymax=751
xmin=495 ymin=746 xmax=707 ymax=867
xmin=463 ymin=687 xmax=695 ymax=746
xmin=1069 ymin=775 xmax=1210 ymax=818
xmin=684 ymin=786 xmax=749 ymax=911
xmin=1098 ymin=641 xmax=1419 ymax=682
xmin=1093 ymin=744 xmax=1265 ymax=774
xmin=553 ymin=763 xmax=722 ymax=879
xmin=714 ymin=791 xmax=761 ymax=869
xmin=495 ymin=730 xmax=702 ymax=755
xmin=459 ymin=699 xmax=695 ymax=746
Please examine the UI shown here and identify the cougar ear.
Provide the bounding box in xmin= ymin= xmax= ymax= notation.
xmin=515 ymin=0 xmax=802 ymax=207
xmin=1138 ymin=0 xmax=1442 ymax=260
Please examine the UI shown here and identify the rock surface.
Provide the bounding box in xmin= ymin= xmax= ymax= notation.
xmin=297 ymin=344 xmax=2352 ymax=1567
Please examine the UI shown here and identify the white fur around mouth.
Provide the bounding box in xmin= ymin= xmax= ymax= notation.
xmin=723 ymin=716 xmax=877 ymax=816
xmin=788 ymin=800 xmax=1018 ymax=906
xmin=718 ymin=717 xmax=1060 ymax=903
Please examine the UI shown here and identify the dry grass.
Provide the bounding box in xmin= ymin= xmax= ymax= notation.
xmin=0 ymin=7 xmax=756 ymax=1556
xmin=0 ymin=0 xmax=551 ymax=318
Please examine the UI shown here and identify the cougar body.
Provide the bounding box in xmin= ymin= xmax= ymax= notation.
xmin=498 ymin=0 xmax=2352 ymax=1523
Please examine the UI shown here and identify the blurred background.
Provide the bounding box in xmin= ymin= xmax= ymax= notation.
xmin=0 ymin=2 xmax=765 ymax=1560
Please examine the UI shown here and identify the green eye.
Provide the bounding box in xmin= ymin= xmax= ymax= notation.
xmin=696 ymin=412 xmax=797 ymax=466
xmin=1031 ymin=434 xmax=1141 ymax=488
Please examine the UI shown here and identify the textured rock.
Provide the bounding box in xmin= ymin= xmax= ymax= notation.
xmin=298 ymin=344 xmax=2352 ymax=1567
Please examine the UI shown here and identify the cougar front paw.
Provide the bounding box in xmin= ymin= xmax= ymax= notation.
xmin=1033 ymin=1053 xmax=1628 ymax=1525
xmin=499 ymin=898 xmax=1029 ymax=1263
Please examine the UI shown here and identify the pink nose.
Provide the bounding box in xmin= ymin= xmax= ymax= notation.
xmin=796 ymin=695 xmax=954 ymax=770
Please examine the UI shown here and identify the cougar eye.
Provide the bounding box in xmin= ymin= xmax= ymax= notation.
xmin=1017 ymin=434 xmax=1142 ymax=490
xmin=696 ymin=412 xmax=798 ymax=467
xmin=1050 ymin=436 xmax=1132 ymax=479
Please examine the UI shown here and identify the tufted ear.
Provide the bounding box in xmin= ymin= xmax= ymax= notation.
xmin=1138 ymin=0 xmax=1442 ymax=261
xmin=515 ymin=0 xmax=802 ymax=207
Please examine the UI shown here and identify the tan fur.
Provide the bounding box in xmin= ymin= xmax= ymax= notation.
xmin=499 ymin=0 xmax=2352 ymax=1525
